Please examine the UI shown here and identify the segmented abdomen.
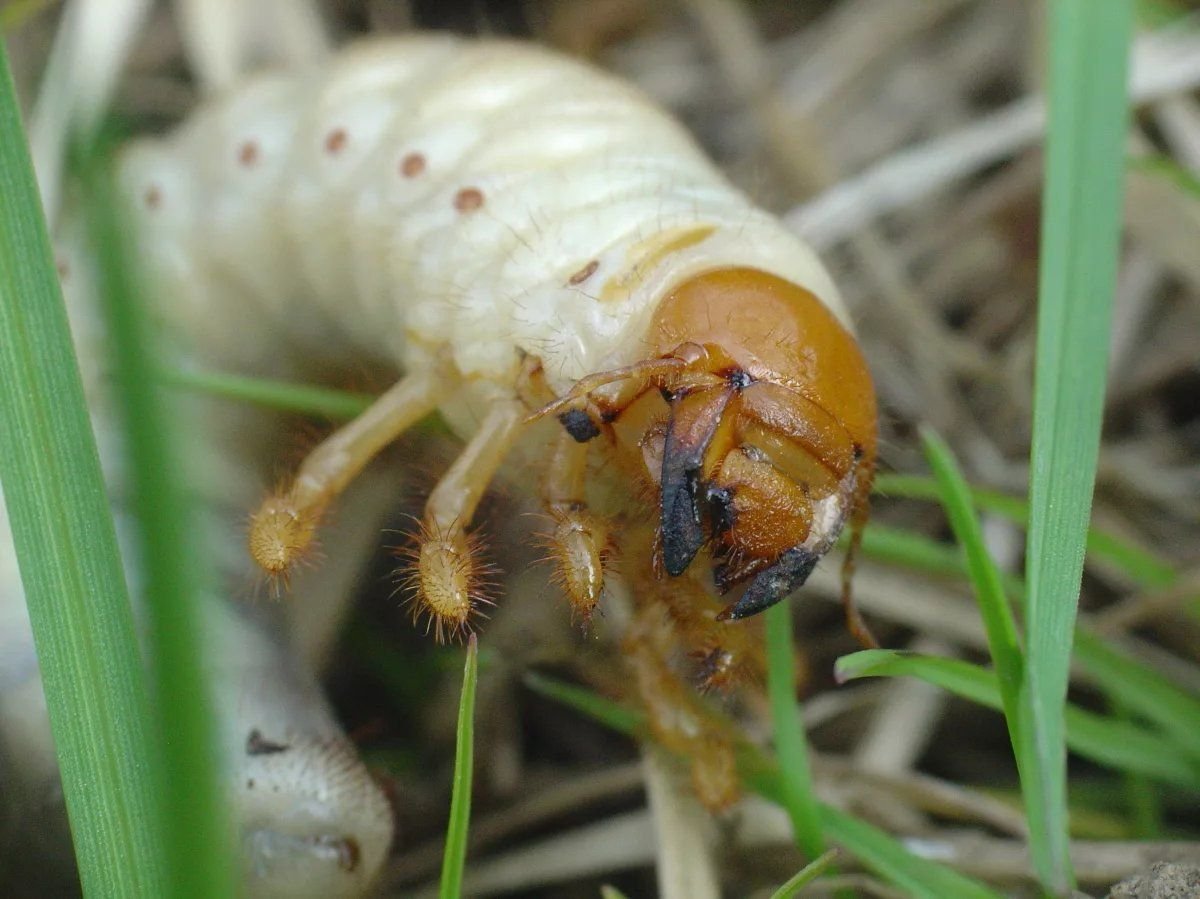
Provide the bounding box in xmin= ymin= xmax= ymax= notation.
xmin=117 ymin=34 xmax=844 ymax=429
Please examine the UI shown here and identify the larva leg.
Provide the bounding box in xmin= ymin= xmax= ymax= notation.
xmin=540 ymin=429 xmax=608 ymax=625
xmin=249 ymin=367 xmax=452 ymax=584
xmin=624 ymin=615 xmax=740 ymax=812
xmin=840 ymin=474 xmax=880 ymax=649
xmin=526 ymin=352 xmax=695 ymax=436
xmin=408 ymin=400 xmax=525 ymax=642
xmin=642 ymin=557 xmax=765 ymax=693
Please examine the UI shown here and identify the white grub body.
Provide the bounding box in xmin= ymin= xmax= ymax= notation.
xmin=0 ymin=33 xmax=859 ymax=894
xmin=0 ymin=214 xmax=395 ymax=896
xmin=118 ymin=34 xmax=846 ymax=437
xmin=0 ymin=496 xmax=396 ymax=899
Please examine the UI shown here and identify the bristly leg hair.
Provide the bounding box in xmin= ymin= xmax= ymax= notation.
xmin=247 ymin=485 xmax=327 ymax=598
xmin=391 ymin=517 xmax=497 ymax=644
xmin=622 ymin=619 xmax=745 ymax=813
xmin=532 ymin=507 xmax=612 ymax=629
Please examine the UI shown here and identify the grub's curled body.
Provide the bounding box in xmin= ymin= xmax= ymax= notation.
xmin=120 ymin=35 xmax=876 ymax=643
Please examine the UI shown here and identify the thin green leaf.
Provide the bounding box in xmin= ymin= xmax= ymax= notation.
xmin=835 ymin=651 xmax=1200 ymax=790
xmin=161 ymin=366 xmax=458 ymax=445
xmin=599 ymin=887 xmax=632 ymax=899
xmin=819 ymin=807 xmax=1002 ymax=899
xmin=856 ymin=520 xmax=976 ymax=578
xmin=83 ymin=147 xmax=236 ymax=896
xmin=765 ymin=603 xmax=824 ymax=859
xmin=850 ymin=501 xmax=1200 ymax=760
xmin=1110 ymin=697 xmax=1163 ymax=839
xmin=523 ymin=670 xmax=645 ymax=734
xmin=162 ymin=366 xmax=375 ymax=421
xmin=527 ymin=672 xmax=1004 ymax=899
xmin=440 ymin=635 xmax=480 ymax=899
xmin=852 ymin=520 xmax=1029 ymax=598
xmin=769 ymin=848 xmax=841 ymax=899
xmin=872 ymin=473 xmax=1176 ymax=590
xmin=836 ymin=651 xmax=997 ymax=706
xmin=918 ymin=428 xmax=1025 ymax=718
xmin=1072 ymin=630 xmax=1200 ymax=762
xmin=1025 ymin=2 xmax=1135 ymax=888
xmin=0 ymin=47 xmax=166 ymax=896
xmin=1063 ymin=707 xmax=1200 ymax=791
xmin=1136 ymin=0 xmax=1192 ymax=27
xmin=1130 ymin=153 xmax=1200 ymax=202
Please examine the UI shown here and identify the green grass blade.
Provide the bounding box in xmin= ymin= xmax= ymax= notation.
xmin=856 ymin=520 xmax=1029 ymax=597
xmin=818 ymin=808 xmax=1002 ymax=899
xmin=524 ymin=670 xmax=645 ymax=734
xmin=1136 ymin=0 xmax=1196 ymax=29
xmin=851 ymin=520 xmax=1200 ymax=772
xmin=1025 ymin=2 xmax=1135 ymax=888
xmin=1072 ymin=630 xmax=1200 ymax=761
xmin=82 ymin=148 xmax=236 ymax=896
xmin=835 ymin=651 xmax=1200 ymax=790
xmin=919 ymin=429 xmax=1025 ymax=714
xmin=1130 ymin=153 xmax=1200 ymax=201
xmin=525 ymin=672 xmax=1004 ymax=898
xmin=440 ymin=634 xmax=479 ymax=899
xmin=1110 ymin=697 xmax=1163 ymax=838
xmin=857 ymin=511 xmax=1173 ymax=617
xmin=765 ymin=602 xmax=825 ymax=859
xmin=162 ymin=367 xmax=456 ymax=442
xmin=872 ymin=473 xmax=1176 ymax=589
xmin=162 ymin=366 xmax=374 ymax=421
xmin=769 ymin=847 xmax=841 ymax=899
xmin=857 ymin=519 xmax=982 ymax=577
xmin=1060 ymin=708 xmax=1200 ymax=791
xmin=836 ymin=651 xmax=996 ymax=705
xmin=0 ymin=47 xmax=166 ymax=896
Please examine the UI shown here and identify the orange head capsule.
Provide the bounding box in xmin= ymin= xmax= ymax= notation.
xmin=545 ymin=266 xmax=877 ymax=623
xmin=646 ymin=267 xmax=876 ymax=619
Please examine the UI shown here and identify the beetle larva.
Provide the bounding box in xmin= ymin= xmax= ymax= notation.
xmin=117 ymin=33 xmax=877 ymax=649
xmin=2 ymin=30 xmax=878 ymax=887
xmin=0 ymin=211 xmax=395 ymax=896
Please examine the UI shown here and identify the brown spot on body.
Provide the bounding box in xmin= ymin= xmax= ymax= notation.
xmin=400 ymin=152 xmax=426 ymax=178
xmin=237 ymin=140 xmax=259 ymax=167
xmin=454 ymin=187 xmax=484 ymax=212
xmin=303 ymin=835 xmax=362 ymax=872
xmin=324 ymin=127 xmax=348 ymax=155
xmin=334 ymin=837 xmax=361 ymax=872
xmin=246 ymin=729 xmax=290 ymax=756
xmin=55 ymin=255 xmax=69 ymax=279
xmin=143 ymin=184 xmax=162 ymax=210
xmin=567 ymin=259 xmax=599 ymax=286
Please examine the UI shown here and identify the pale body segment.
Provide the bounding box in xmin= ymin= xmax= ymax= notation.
xmin=0 ymin=35 xmax=878 ymax=884
xmin=118 ymin=34 xmax=874 ymax=643
xmin=1 ymin=212 xmax=396 ymax=894
xmin=119 ymin=34 xmax=845 ymax=404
